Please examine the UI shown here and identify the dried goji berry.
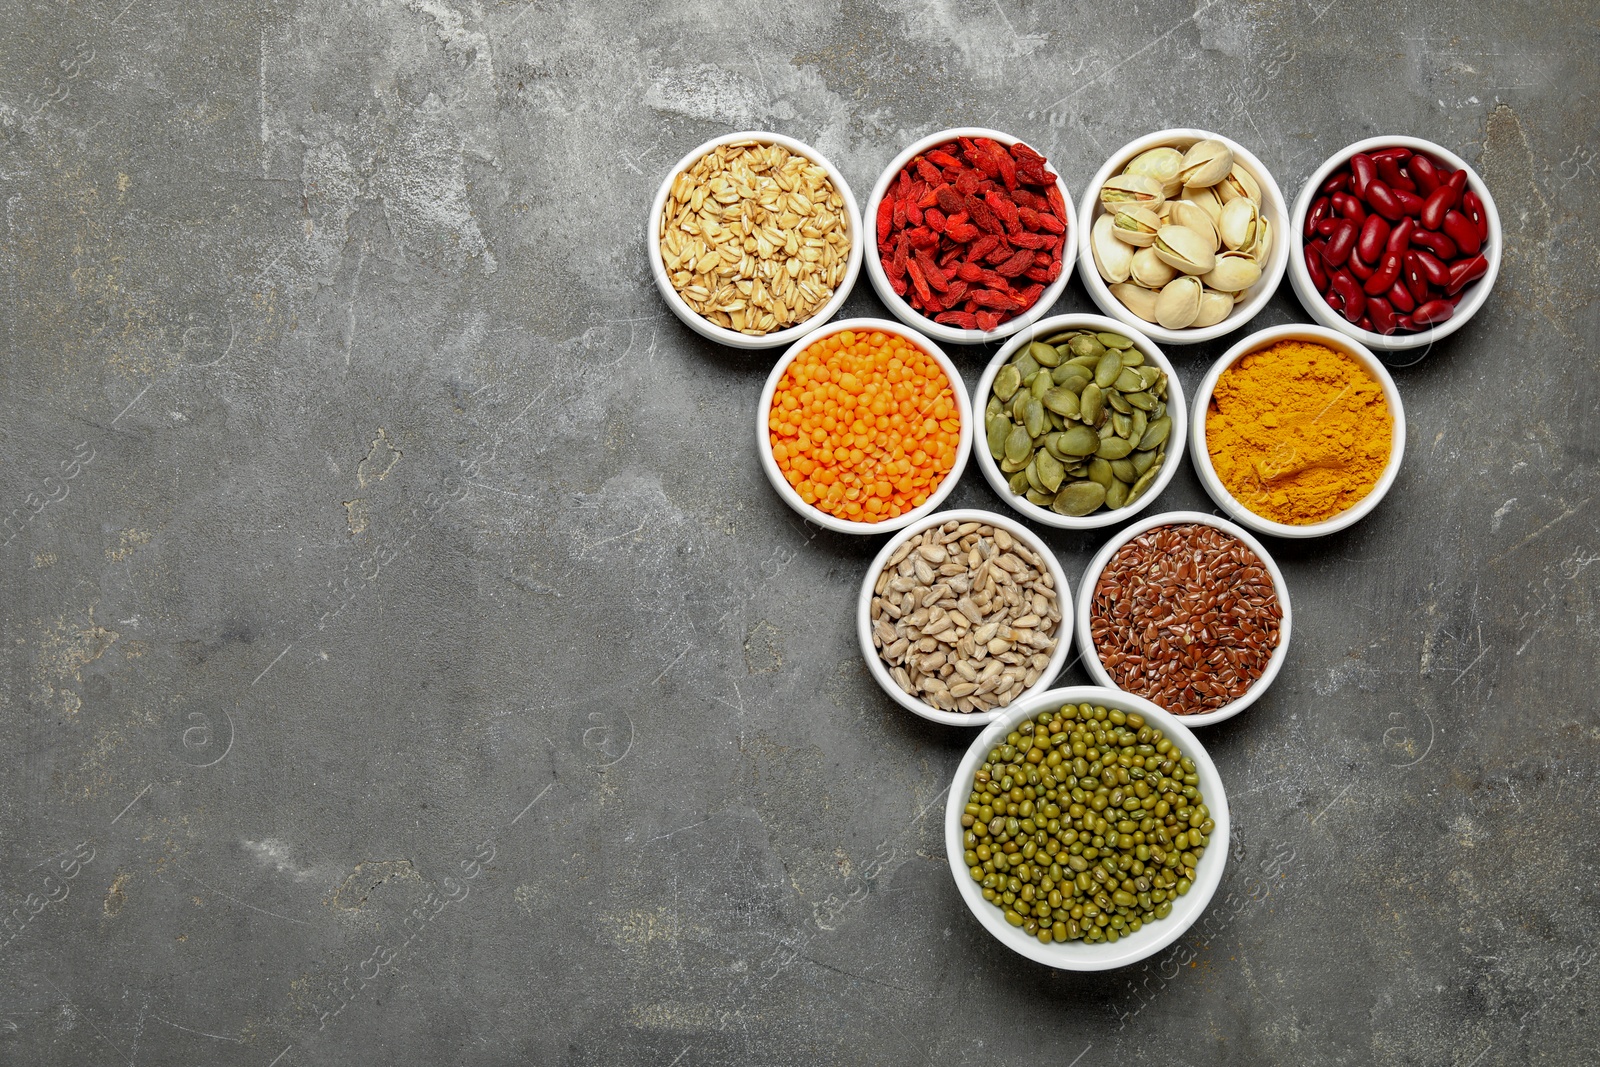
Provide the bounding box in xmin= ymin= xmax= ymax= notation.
xmin=995 ymin=248 xmax=1035 ymax=278
xmin=954 ymin=170 xmax=980 ymax=197
xmin=1046 ymin=185 xmax=1067 ymax=219
xmin=1035 ymin=212 xmax=1065 ymax=235
xmin=892 ymin=197 xmax=906 ymax=229
xmin=970 ymin=288 xmax=1013 ymax=309
xmin=967 ymin=234 xmax=1000 ymax=261
xmin=1017 ymin=205 xmax=1041 ymax=230
xmin=934 ymin=186 xmax=963 ymax=215
xmin=906 ymin=201 xmax=923 ymax=227
xmin=914 ymin=250 xmax=948 ymax=292
xmin=985 ymin=191 xmax=1020 ymax=231
xmin=956 ymin=262 xmax=986 ymax=283
xmin=906 ymin=259 xmax=933 ymax=306
xmin=966 ymin=196 xmax=1001 ymax=233
xmin=915 ymin=158 xmax=942 ymax=183
xmin=975 ymin=310 xmax=1002 ymax=331
xmin=1011 ymin=232 xmax=1052 ymax=250
xmin=935 ymin=310 xmax=977 ymax=329
xmin=924 ymin=208 xmax=947 ymax=233
xmin=927 ymin=149 xmax=962 ymax=169
xmin=906 ymin=227 xmax=938 ymax=251
xmin=876 ymin=198 xmax=893 ymax=243
xmin=944 ymin=223 xmax=980 ymax=243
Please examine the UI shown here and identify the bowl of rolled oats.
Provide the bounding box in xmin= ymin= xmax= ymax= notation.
xmin=650 ymin=131 xmax=863 ymax=350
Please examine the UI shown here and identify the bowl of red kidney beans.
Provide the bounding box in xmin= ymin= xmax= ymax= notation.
xmin=1289 ymin=136 xmax=1500 ymax=352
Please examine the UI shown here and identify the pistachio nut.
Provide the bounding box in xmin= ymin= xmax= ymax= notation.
xmin=1130 ymin=245 xmax=1178 ymax=289
xmin=1176 ymin=139 xmax=1234 ymax=190
xmin=1091 ymin=213 xmax=1134 ymax=284
xmin=1215 ymin=162 xmax=1262 ymax=206
xmin=1202 ymin=250 xmax=1262 ymax=292
xmin=1124 ymin=146 xmax=1184 ymax=198
xmin=1153 ymin=275 xmax=1203 ymax=330
xmin=1110 ymin=205 xmax=1162 ymax=247
xmin=1153 ymin=224 xmax=1217 ymax=276
xmin=1218 ymin=197 xmax=1260 ymax=252
xmin=1109 ymin=281 xmax=1160 ymax=323
xmin=1099 ymin=173 xmax=1165 ymax=214
xmin=1192 ymin=288 xmax=1234 ymax=328
xmin=1167 ymin=200 xmax=1220 ymax=251
xmin=1182 ymin=186 xmax=1225 ymax=228
xmin=1249 ymin=217 xmax=1273 ymax=262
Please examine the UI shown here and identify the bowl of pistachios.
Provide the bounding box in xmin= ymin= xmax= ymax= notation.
xmin=1077 ymin=130 xmax=1289 ymax=346
xmin=971 ymin=314 xmax=1186 ymax=530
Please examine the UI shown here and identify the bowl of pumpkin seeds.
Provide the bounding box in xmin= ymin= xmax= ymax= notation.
xmin=971 ymin=314 xmax=1187 ymax=530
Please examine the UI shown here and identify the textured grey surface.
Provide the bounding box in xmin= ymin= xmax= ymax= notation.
xmin=1 ymin=1 xmax=1597 ymax=1064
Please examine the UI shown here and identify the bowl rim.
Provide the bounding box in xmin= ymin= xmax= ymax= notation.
xmin=1073 ymin=509 xmax=1293 ymax=726
xmin=1075 ymin=128 xmax=1291 ymax=346
xmin=944 ymin=684 xmax=1230 ymax=970
xmin=862 ymin=127 xmax=1079 ymax=345
xmin=1285 ymin=134 xmax=1503 ymax=353
xmin=856 ymin=508 xmax=1075 ymax=727
xmin=1189 ymin=322 xmax=1407 ymax=538
xmin=969 ymin=314 xmax=1188 ymax=530
xmin=648 ymin=130 xmax=865 ymax=351
xmin=756 ymin=317 xmax=973 ymax=535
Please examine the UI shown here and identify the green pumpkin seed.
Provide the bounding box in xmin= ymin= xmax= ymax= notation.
xmin=1004 ymin=424 xmax=1033 ymax=465
xmin=1128 ymin=460 xmax=1162 ymax=502
xmin=1107 ymin=389 xmax=1132 ymax=415
xmin=1080 ymin=383 xmax=1105 ymax=425
xmin=1043 ymin=387 xmax=1080 ymax=418
xmin=1111 ymin=411 xmax=1132 ymax=439
xmin=1013 ymin=353 xmax=1040 ymax=382
xmin=1008 ymin=470 xmax=1031 ymax=495
xmin=1023 ymin=397 xmax=1046 ymax=438
xmin=986 ymin=417 xmax=1009 ymax=460
xmin=1120 ymin=348 xmax=1145 ymax=367
xmin=1044 ymin=432 xmax=1070 ymax=460
xmin=993 ymin=365 xmax=1022 ymax=401
xmin=1010 ymin=389 xmax=1030 ymax=423
xmin=1087 ymin=457 xmax=1114 ymax=488
xmin=1123 ymin=389 xmax=1156 ymax=411
xmin=1153 ymin=400 xmax=1166 ymax=420
xmin=1025 ymin=487 xmax=1055 ymax=507
xmin=1095 ymin=351 xmax=1124 ymax=389
xmin=1110 ymin=458 xmax=1139 ymax=483
xmin=1105 ymin=479 xmax=1130 ymax=510
xmin=1139 ymin=415 xmax=1172 ymax=450
xmin=986 ymin=396 xmax=1003 ymax=418
xmin=1138 ymin=365 xmax=1163 ymax=390
xmin=1036 ymin=450 xmax=1065 ymax=493
xmin=1130 ymin=408 xmax=1148 ymax=444
xmin=1052 ymin=480 xmax=1107 ymax=516
xmin=1001 ymin=454 xmax=1028 ymax=474
xmin=1047 ymin=409 xmax=1066 ymax=431
xmin=1098 ymin=332 xmax=1135 ymax=350
xmin=1067 ymin=353 xmax=1102 ymax=370
xmin=1130 ymin=447 xmax=1160 ymax=476
xmin=1114 ymin=367 xmax=1144 ymax=392
xmin=1025 ymin=457 xmax=1045 ymax=494
xmin=1060 ymin=425 xmax=1100 ymax=456
xmin=1053 ymin=364 xmax=1090 ymax=389
xmin=1028 ymin=341 xmax=1061 ymax=368
xmin=1096 ymin=436 xmax=1134 ymax=460
xmin=1069 ymin=335 xmax=1106 ymax=360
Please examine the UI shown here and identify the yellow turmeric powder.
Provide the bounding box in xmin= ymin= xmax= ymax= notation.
xmin=1205 ymin=340 xmax=1392 ymax=525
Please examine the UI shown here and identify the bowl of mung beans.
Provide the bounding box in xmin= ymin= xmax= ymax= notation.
xmin=1075 ymin=511 xmax=1292 ymax=726
xmin=758 ymin=318 xmax=972 ymax=535
xmin=945 ymin=686 xmax=1229 ymax=970
xmin=859 ymin=509 xmax=1073 ymax=726
xmin=650 ymin=131 xmax=863 ymax=350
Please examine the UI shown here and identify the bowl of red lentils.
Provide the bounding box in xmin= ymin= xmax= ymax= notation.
xmin=1074 ymin=512 xmax=1292 ymax=727
xmin=863 ymin=127 xmax=1077 ymax=346
xmin=1189 ymin=323 xmax=1406 ymax=538
xmin=758 ymin=318 xmax=972 ymax=534
xmin=859 ymin=509 xmax=1074 ymax=726
xmin=650 ymin=130 xmax=864 ymax=350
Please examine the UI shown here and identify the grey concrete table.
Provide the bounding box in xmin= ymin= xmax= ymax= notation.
xmin=2 ymin=2 xmax=1595 ymax=1064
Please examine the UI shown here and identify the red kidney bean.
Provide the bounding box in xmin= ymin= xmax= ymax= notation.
xmin=1396 ymin=314 xmax=1415 ymax=331
xmin=1370 ymin=147 xmax=1413 ymax=164
xmin=1357 ymin=314 xmax=1374 ymax=331
xmin=1408 ymin=228 xmax=1457 ymax=259
xmin=1330 ymin=270 xmax=1366 ymax=322
xmin=1331 ymin=191 xmax=1366 ymax=224
xmin=1446 ymin=254 xmax=1488 ymax=295
xmin=1419 ymin=186 xmax=1453 ymax=230
xmin=1442 ymin=209 xmax=1481 ymax=255
xmin=1368 ymin=296 xmax=1397 ymax=334
xmin=1304 ymin=243 xmax=1329 ymax=291
xmin=1387 ymin=280 xmax=1415 ymax=312
xmin=1320 ymin=219 xmax=1357 ymax=266
xmin=1461 ymin=189 xmax=1489 ymax=241
xmin=1375 ymin=155 xmax=1417 ymax=193
xmin=1363 ymin=180 xmax=1405 ymax=220
xmin=1349 ymin=154 xmax=1376 ymax=197
xmin=1321 ymin=171 xmax=1352 ymax=195
xmin=1413 ymin=248 xmax=1451 ymax=288
xmin=1315 ymin=217 xmax=1342 ymax=237
xmin=1386 ymin=216 xmax=1414 ymax=253
xmin=1403 ymin=253 xmax=1431 ymax=303
xmin=1357 ymin=215 xmax=1391 ymax=263
xmin=1408 ymin=153 xmax=1444 ymax=195
xmin=1305 ymin=195 xmax=1331 ymax=239
xmin=1348 ymin=249 xmax=1375 ymax=280
xmin=1363 ymin=251 xmax=1403 ymax=296
xmin=1392 ymin=188 xmax=1426 ymax=215
xmin=1412 ymin=299 xmax=1454 ymax=326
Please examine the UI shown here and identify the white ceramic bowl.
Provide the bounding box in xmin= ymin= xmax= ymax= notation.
xmin=863 ymin=128 xmax=1078 ymax=346
xmin=1288 ymin=135 xmax=1502 ymax=353
xmin=944 ymin=685 xmax=1229 ymax=970
xmin=970 ymin=314 xmax=1187 ymax=531
xmin=1190 ymin=323 xmax=1406 ymax=538
xmin=757 ymin=318 xmax=972 ymax=535
xmin=1077 ymin=129 xmax=1290 ymax=346
xmin=649 ymin=131 xmax=864 ymax=351
xmin=858 ymin=509 xmax=1074 ymax=727
xmin=1075 ymin=510 xmax=1292 ymax=727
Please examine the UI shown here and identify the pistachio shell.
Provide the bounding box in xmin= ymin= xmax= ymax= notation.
xmin=1130 ymin=245 xmax=1177 ymax=289
xmin=1202 ymin=250 xmax=1262 ymax=293
xmin=1192 ymin=288 xmax=1234 ymax=328
xmin=1215 ymin=162 xmax=1262 ymax=205
xmin=1091 ymin=213 xmax=1134 ymax=284
xmin=1110 ymin=205 xmax=1162 ymax=247
xmin=1218 ymin=197 xmax=1260 ymax=252
xmin=1154 ymin=276 xmax=1203 ymax=330
xmin=1177 ymin=138 xmax=1234 ymax=189
xmin=1124 ymin=146 xmax=1183 ymax=190
xmin=1168 ymin=200 xmax=1220 ymax=251
xmin=1153 ymin=225 xmax=1217 ymax=276
xmin=1182 ymin=186 xmax=1224 ymax=228
xmin=1109 ymin=281 xmax=1160 ymax=322
xmin=1249 ymin=217 xmax=1273 ymax=262
xmin=1099 ymin=173 xmax=1165 ymax=215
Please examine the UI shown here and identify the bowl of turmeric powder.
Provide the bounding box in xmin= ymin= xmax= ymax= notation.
xmin=1191 ymin=324 xmax=1406 ymax=538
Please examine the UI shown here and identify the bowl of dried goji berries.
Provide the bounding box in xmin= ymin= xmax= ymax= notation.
xmin=864 ymin=128 xmax=1077 ymax=345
